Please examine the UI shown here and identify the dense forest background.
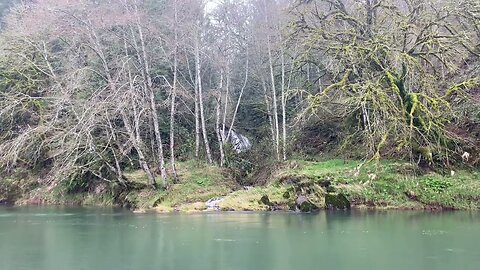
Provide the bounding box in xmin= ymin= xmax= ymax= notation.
xmin=0 ymin=0 xmax=478 ymax=191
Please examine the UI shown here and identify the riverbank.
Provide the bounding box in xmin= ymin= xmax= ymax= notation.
xmin=1 ymin=159 xmax=479 ymax=211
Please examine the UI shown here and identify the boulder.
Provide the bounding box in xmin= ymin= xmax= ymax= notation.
xmin=325 ymin=193 xmax=351 ymax=210
xmin=318 ymin=180 xmax=331 ymax=188
xmin=258 ymin=195 xmax=272 ymax=206
xmin=295 ymin=195 xmax=318 ymax=212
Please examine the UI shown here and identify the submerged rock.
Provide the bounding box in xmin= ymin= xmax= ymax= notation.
xmin=0 ymin=198 xmax=8 ymax=205
xmin=325 ymin=193 xmax=351 ymax=210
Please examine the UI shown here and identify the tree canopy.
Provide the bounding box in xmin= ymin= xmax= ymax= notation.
xmin=0 ymin=0 xmax=478 ymax=190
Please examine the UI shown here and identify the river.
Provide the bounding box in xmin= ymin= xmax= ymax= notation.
xmin=0 ymin=207 xmax=479 ymax=270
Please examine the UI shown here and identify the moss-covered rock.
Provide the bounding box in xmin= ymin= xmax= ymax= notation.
xmin=295 ymin=195 xmax=318 ymax=212
xmin=325 ymin=193 xmax=351 ymax=210
xmin=258 ymin=194 xmax=273 ymax=207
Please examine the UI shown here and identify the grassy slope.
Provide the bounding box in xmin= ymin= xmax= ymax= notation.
xmin=123 ymin=160 xmax=237 ymax=212
xmin=1 ymin=160 xmax=237 ymax=211
xmin=3 ymin=159 xmax=479 ymax=211
xmin=142 ymin=159 xmax=480 ymax=212
xmin=219 ymin=185 xmax=292 ymax=211
xmin=273 ymin=159 xmax=480 ymax=210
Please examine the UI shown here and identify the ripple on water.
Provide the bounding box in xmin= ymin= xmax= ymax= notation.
xmin=421 ymin=230 xmax=448 ymax=236
xmin=213 ymin=238 xmax=237 ymax=242
xmin=0 ymin=213 xmax=77 ymax=218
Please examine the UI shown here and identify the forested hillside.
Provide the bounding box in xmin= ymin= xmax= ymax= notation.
xmin=0 ymin=0 xmax=478 ymax=209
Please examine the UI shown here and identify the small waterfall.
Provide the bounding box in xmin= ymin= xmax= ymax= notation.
xmin=224 ymin=130 xmax=252 ymax=153
xmin=205 ymin=197 xmax=224 ymax=210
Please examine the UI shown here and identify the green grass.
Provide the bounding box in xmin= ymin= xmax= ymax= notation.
xmin=273 ymin=159 xmax=480 ymax=210
xmin=4 ymin=158 xmax=478 ymax=211
xmin=219 ymin=185 xmax=292 ymax=211
xmin=123 ymin=160 xmax=237 ymax=210
xmin=119 ymin=159 xmax=480 ymax=211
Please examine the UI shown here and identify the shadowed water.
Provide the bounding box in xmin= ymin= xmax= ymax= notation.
xmin=0 ymin=207 xmax=479 ymax=270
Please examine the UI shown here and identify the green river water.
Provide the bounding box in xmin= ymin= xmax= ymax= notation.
xmin=0 ymin=207 xmax=479 ymax=270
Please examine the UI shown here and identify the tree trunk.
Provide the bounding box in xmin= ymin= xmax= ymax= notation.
xmin=106 ymin=116 xmax=127 ymax=186
xmin=194 ymin=66 xmax=201 ymax=158
xmin=267 ymin=35 xmax=280 ymax=161
xmin=262 ymin=77 xmax=275 ymax=144
xmin=226 ymin=47 xmax=249 ymax=141
xmin=222 ymin=61 xmax=230 ymax=142
xmin=195 ymin=31 xmax=213 ymax=163
xmin=216 ymin=99 xmax=225 ymax=166
xmin=122 ymin=34 xmax=156 ymax=188
xmin=281 ymin=47 xmax=287 ymax=161
xmin=136 ymin=20 xmax=168 ymax=189
xmin=169 ymin=0 xmax=178 ymax=181
xmin=121 ymin=109 xmax=156 ymax=188
xmin=216 ymin=73 xmax=225 ymax=166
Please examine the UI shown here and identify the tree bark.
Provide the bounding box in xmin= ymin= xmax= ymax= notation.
xmin=216 ymin=73 xmax=225 ymax=167
xmin=121 ymin=109 xmax=156 ymax=188
xmin=222 ymin=60 xmax=230 ymax=142
xmin=226 ymin=47 xmax=249 ymax=141
xmin=281 ymin=47 xmax=287 ymax=161
xmin=122 ymin=34 xmax=157 ymax=188
xmin=267 ymin=35 xmax=280 ymax=161
xmin=195 ymin=30 xmax=213 ymax=163
xmin=262 ymin=77 xmax=275 ymax=144
xmin=137 ymin=23 xmax=168 ymax=189
xmin=169 ymin=0 xmax=178 ymax=181
xmin=194 ymin=64 xmax=201 ymax=158
xmin=106 ymin=114 xmax=127 ymax=186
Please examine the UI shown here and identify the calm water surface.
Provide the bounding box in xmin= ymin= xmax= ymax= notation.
xmin=0 ymin=207 xmax=479 ymax=270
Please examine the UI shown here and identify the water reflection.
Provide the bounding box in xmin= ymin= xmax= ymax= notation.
xmin=0 ymin=207 xmax=479 ymax=270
